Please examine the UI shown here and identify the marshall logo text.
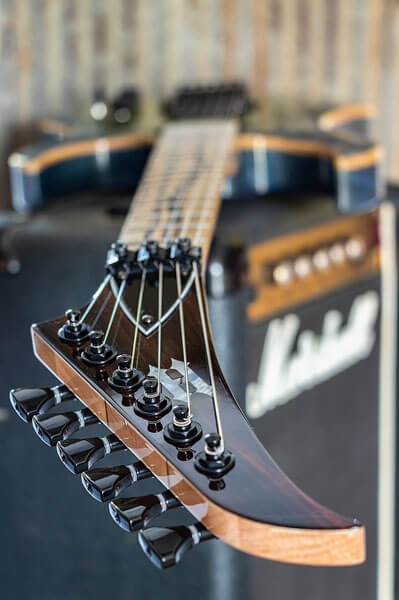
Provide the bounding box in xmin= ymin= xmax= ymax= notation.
xmin=246 ymin=291 xmax=379 ymax=419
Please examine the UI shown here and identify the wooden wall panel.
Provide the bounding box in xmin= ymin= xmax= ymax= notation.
xmin=1 ymin=0 xmax=399 ymax=206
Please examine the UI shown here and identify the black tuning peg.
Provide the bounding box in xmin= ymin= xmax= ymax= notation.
xmin=56 ymin=433 xmax=125 ymax=474
xmin=81 ymin=461 xmax=153 ymax=502
xmin=32 ymin=407 xmax=99 ymax=447
xmin=138 ymin=522 xmax=215 ymax=569
xmin=9 ymin=385 xmax=74 ymax=423
xmin=109 ymin=490 xmax=181 ymax=532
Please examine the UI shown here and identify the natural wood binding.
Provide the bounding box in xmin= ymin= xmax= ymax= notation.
xmin=9 ymin=133 xmax=154 ymax=174
xmin=11 ymin=131 xmax=382 ymax=176
xmin=318 ymin=104 xmax=377 ymax=131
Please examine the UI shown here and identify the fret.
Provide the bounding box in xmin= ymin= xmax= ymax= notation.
xmin=119 ymin=120 xmax=238 ymax=263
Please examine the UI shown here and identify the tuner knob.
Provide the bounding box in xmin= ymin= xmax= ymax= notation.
xmin=32 ymin=407 xmax=98 ymax=447
xmin=143 ymin=377 xmax=158 ymax=397
xmin=109 ymin=354 xmax=143 ymax=392
xmin=163 ymin=405 xmax=202 ymax=448
xmin=81 ymin=461 xmax=153 ymax=502
xmin=109 ymin=491 xmax=181 ymax=532
xmin=81 ymin=330 xmax=116 ymax=366
xmin=134 ymin=377 xmax=171 ymax=420
xmin=56 ymin=433 xmax=125 ymax=474
xmin=58 ymin=309 xmax=90 ymax=343
xmin=138 ymin=523 xmax=214 ymax=569
xmin=9 ymin=385 xmax=74 ymax=423
xmin=194 ymin=433 xmax=235 ymax=478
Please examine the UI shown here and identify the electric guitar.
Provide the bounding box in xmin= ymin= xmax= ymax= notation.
xmin=10 ymin=86 xmax=369 ymax=570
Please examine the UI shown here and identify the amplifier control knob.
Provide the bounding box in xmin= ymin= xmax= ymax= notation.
xmin=345 ymin=236 xmax=367 ymax=263
xmin=329 ymin=242 xmax=346 ymax=265
xmin=293 ymin=255 xmax=312 ymax=278
xmin=272 ymin=261 xmax=294 ymax=285
xmin=313 ymin=248 xmax=330 ymax=271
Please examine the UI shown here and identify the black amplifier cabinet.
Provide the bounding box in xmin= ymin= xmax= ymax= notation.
xmin=211 ymin=192 xmax=397 ymax=600
xmin=2 ymin=191 xmax=397 ymax=600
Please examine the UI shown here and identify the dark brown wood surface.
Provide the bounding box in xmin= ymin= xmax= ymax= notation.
xmin=31 ymin=276 xmax=365 ymax=565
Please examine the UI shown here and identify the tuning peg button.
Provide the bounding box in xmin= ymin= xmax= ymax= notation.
xmin=138 ymin=523 xmax=214 ymax=569
xmin=9 ymin=385 xmax=74 ymax=423
xmin=81 ymin=461 xmax=153 ymax=502
xmin=109 ymin=491 xmax=181 ymax=532
xmin=32 ymin=407 xmax=98 ymax=447
xmin=81 ymin=330 xmax=116 ymax=366
xmin=58 ymin=309 xmax=90 ymax=343
xmin=56 ymin=433 xmax=125 ymax=474
xmin=134 ymin=377 xmax=171 ymax=420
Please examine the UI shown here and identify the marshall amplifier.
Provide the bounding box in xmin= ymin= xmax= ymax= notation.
xmin=208 ymin=191 xmax=397 ymax=600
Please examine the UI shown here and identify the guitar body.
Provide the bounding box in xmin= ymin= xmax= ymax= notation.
xmin=9 ymin=100 xmax=382 ymax=215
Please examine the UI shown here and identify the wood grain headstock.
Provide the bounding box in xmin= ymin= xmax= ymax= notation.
xmin=24 ymin=238 xmax=365 ymax=567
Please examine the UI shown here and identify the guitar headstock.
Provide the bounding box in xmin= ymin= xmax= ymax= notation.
xmin=10 ymin=236 xmax=365 ymax=568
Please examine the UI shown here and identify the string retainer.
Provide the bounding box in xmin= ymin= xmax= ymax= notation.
xmin=168 ymin=238 xmax=202 ymax=275
xmin=106 ymin=240 xmax=138 ymax=281
xmin=109 ymin=354 xmax=144 ymax=392
xmin=164 ymin=405 xmax=202 ymax=448
xmin=58 ymin=308 xmax=90 ymax=343
xmin=81 ymin=330 xmax=116 ymax=366
xmin=134 ymin=377 xmax=171 ymax=420
xmin=136 ymin=240 xmax=169 ymax=276
xmin=194 ymin=433 xmax=235 ymax=478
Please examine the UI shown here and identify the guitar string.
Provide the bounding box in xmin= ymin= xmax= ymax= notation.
xmin=193 ymin=260 xmax=225 ymax=452
xmin=127 ymin=139 xmax=186 ymax=378
xmin=123 ymin=124 xmax=230 ymax=421
xmin=156 ymin=262 xmax=164 ymax=395
xmin=91 ymin=288 xmax=113 ymax=330
xmin=127 ymin=127 xmax=220 ymax=247
xmin=175 ymin=260 xmax=192 ymax=417
xmin=101 ymin=278 xmax=127 ymax=346
xmin=130 ymin=269 xmax=147 ymax=369
xmin=159 ymin=140 xmax=206 ymax=410
xmin=162 ymin=162 xmax=203 ymax=244
xmin=124 ymin=128 xmax=230 ymax=249
xmin=78 ymin=273 xmax=111 ymax=325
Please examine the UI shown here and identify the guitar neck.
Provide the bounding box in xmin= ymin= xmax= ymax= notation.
xmin=119 ymin=119 xmax=238 ymax=265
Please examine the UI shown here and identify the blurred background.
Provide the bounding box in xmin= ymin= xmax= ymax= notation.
xmin=1 ymin=2 xmax=397 ymax=600
xmin=1 ymin=0 xmax=399 ymax=206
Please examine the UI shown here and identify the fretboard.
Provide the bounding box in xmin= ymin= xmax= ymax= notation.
xmin=119 ymin=120 xmax=238 ymax=264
